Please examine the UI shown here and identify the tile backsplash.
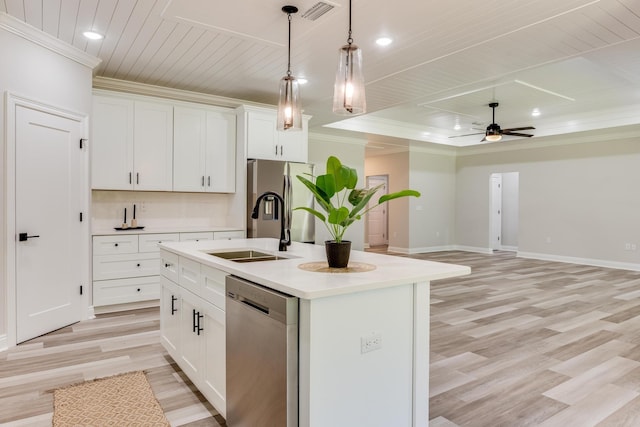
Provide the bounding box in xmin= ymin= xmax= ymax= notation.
xmin=91 ymin=190 xmax=236 ymax=231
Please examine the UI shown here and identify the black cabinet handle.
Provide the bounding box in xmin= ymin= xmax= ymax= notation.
xmin=192 ymin=309 xmax=197 ymax=333
xmin=165 ymin=263 xmax=171 ymax=268
xmin=136 ymin=263 xmax=141 ymax=267
xmin=196 ymin=312 xmax=204 ymax=335
xmin=137 ymin=288 xmax=141 ymax=292
xmin=171 ymin=295 xmax=178 ymax=315
xmin=18 ymin=233 xmax=40 ymax=242
xmin=114 ymin=243 xmax=119 ymax=247
xmin=207 ymin=176 xmax=211 ymax=187
xmin=129 ymin=172 xmax=132 ymax=184
xmin=136 ymin=172 xmax=139 ymax=184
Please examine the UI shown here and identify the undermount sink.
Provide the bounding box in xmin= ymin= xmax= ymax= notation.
xmin=205 ymin=249 xmax=288 ymax=263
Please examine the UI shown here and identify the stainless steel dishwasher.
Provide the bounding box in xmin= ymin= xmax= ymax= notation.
xmin=225 ymin=275 xmax=299 ymax=427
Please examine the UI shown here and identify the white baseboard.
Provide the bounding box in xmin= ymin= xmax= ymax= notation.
xmin=0 ymin=334 xmax=7 ymax=352
xmin=500 ymin=245 xmax=518 ymax=252
xmin=453 ymin=245 xmax=494 ymax=254
xmin=87 ymin=305 xmax=96 ymax=320
xmin=517 ymin=251 xmax=640 ymax=272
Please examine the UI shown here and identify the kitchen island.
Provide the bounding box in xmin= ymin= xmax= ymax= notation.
xmin=159 ymin=238 xmax=470 ymax=427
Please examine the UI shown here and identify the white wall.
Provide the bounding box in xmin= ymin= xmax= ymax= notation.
xmin=409 ymin=148 xmax=457 ymax=253
xmin=456 ymin=134 xmax=640 ymax=266
xmin=0 ymin=17 xmax=95 ymax=342
xmin=308 ymin=134 xmax=366 ymax=250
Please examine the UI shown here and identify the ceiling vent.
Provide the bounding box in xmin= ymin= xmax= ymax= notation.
xmin=301 ymin=2 xmax=335 ymax=21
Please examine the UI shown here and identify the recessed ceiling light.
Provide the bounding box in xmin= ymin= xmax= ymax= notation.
xmin=376 ymin=37 xmax=392 ymax=46
xmin=298 ymin=78 xmax=308 ymax=85
xmin=531 ymin=108 xmax=541 ymax=117
xmin=83 ymin=31 xmax=104 ymax=40
xmin=454 ymin=124 xmax=461 ymax=131
xmin=421 ymin=131 xmax=431 ymax=136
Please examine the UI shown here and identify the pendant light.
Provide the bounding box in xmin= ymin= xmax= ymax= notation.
xmin=332 ymin=0 xmax=366 ymax=115
xmin=277 ymin=5 xmax=302 ymax=131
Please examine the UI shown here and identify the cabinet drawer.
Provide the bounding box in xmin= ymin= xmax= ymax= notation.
xmin=93 ymin=276 xmax=160 ymax=306
xmin=93 ymin=253 xmax=160 ymax=280
xmin=201 ymin=265 xmax=227 ymax=309
xmin=179 ymin=256 xmax=202 ymax=295
xmin=160 ymin=250 xmax=179 ymax=282
xmin=180 ymin=232 xmax=214 ymax=242
xmin=93 ymin=235 xmax=138 ymax=255
xmin=139 ymin=233 xmax=179 ymax=253
xmin=213 ymin=230 xmax=244 ymax=240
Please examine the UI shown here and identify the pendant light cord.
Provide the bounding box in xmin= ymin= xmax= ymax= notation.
xmin=287 ymin=13 xmax=292 ymax=76
xmin=347 ymin=0 xmax=353 ymax=45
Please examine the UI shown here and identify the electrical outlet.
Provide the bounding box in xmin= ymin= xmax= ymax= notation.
xmin=625 ymin=243 xmax=632 ymax=251
xmin=361 ymin=332 xmax=382 ymax=354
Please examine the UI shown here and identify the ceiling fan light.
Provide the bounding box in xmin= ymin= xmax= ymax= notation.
xmin=485 ymin=133 xmax=502 ymax=142
xmin=277 ymin=75 xmax=302 ymax=131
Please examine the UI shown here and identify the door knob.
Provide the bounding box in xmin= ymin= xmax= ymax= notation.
xmin=18 ymin=233 xmax=40 ymax=242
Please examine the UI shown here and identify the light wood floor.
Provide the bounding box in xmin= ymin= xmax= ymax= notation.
xmin=3 ymin=250 xmax=640 ymax=426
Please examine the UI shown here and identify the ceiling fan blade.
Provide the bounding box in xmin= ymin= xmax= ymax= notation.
xmin=503 ymin=126 xmax=535 ymax=132
xmin=503 ymin=131 xmax=534 ymax=138
xmin=448 ymin=132 xmax=484 ymax=139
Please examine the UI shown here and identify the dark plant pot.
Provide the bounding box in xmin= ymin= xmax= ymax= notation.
xmin=325 ymin=240 xmax=351 ymax=268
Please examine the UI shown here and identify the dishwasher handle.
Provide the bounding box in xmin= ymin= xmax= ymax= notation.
xmin=239 ymin=296 xmax=269 ymax=315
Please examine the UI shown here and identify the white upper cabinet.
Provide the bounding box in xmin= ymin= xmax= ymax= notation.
xmin=92 ymin=96 xmax=134 ymax=190
xmin=92 ymin=93 xmax=173 ymax=191
xmin=133 ymin=101 xmax=174 ymax=191
xmin=173 ymin=105 xmax=236 ymax=193
xmin=239 ymin=106 xmax=310 ymax=163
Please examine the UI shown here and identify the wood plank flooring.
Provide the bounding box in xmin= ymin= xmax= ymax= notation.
xmin=2 ymin=250 xmax=640 ymax=426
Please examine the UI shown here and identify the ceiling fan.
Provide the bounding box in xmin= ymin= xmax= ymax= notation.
xmin=449 ymin=102 xmax=535 ymax=142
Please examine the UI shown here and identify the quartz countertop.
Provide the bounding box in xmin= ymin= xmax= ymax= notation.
xmin=92 ymin=226 xmax=243 ymax=236
xmin=160 ymin=238 xmax=470 ymax=300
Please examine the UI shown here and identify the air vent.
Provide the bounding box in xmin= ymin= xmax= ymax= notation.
xmin=301 ymin=2 xmax=335 ymax=21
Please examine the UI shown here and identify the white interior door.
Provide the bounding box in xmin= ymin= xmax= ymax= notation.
xmin=490 ymin=173 xmax=503 ymax=250
xmin=15 ymin=105 xmax=84 ymax=343
xmin=367 ymin=175 xmax=388 ymax=247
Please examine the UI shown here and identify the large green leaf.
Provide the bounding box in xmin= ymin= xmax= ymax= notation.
xmin=296 ymin=175 xmax=333 ymax=214
xmin=327 ymin=206 xmax=350 ymax=225
xmin=379 ymin=190 xmax=421 ymax=203
xmin=293 ymin=206 xmax=326 ymax=222
xmin=315 ymin=174 xmax=336 ymax=198
xmin=348 ymin=184 xmax=384 ymax=218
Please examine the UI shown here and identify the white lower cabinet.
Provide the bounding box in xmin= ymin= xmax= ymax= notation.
xmin=93 ymin=230 xmax=241 ymax=309
xmin=160 ymin=251 xmax=227 ymax=418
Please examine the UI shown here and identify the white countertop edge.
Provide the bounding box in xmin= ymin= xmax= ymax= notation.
xmin=159 ymin=238 xmax=471 ymax=300
xmin=92 ymin=226 xmax=243 ymax=236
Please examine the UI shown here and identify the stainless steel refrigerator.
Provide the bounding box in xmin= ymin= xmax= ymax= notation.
xmin=247 ymin=159 xmax=315 ymax=243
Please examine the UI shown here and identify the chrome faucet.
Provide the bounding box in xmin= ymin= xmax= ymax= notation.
xmin=251 ymin=191 xmax=291 ymax=251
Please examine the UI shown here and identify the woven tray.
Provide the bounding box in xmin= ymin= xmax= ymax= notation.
xmin=298 ymin=261 xmax=376 ymax=273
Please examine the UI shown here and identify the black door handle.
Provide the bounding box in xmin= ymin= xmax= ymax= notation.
xmin=19 ymin=233 xmax=40 ymax=242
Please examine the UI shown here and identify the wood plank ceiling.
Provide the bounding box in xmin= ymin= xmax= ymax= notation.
xmin=2 ymin=0 xmax=640 ymax=147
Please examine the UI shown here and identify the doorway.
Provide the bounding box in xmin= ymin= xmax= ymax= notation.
xmin=366 ymin=175 xmax=388 ymax=247
xmin=7 ymin=95 xmax=88 ymax=344
xmin=489 ymin=172 xmax=519 ymax=252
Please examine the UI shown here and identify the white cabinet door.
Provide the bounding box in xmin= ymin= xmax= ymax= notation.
xmin=245 ymin=108 xmax=309 ymax=162
xmin=160 ymin=276 xmax=181 ymax=358
xmin=205 ymin=110 xmax=236 ymax=193
xmin=92 ymin=96 xmax=134 ymax=190
xmin=201 ymin=301 xmax=226 ymax=418
xmin=246 ymin=110 xmax=278 ymax=160
xmin=278 ymin=119 xmax=308 ymax=163
xmin=133 ymin=101 xmax=174 ymax=191
xmin=180 ymin=290 xmax=204 ymax=380
xmin=173 ymin=106 xmax=207 ymax=192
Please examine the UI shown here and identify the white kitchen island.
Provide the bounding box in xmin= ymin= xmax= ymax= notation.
xmin=159 ymin=238 xmax=470 ymax=427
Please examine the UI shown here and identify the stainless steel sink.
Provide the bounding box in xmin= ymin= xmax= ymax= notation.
xmin=206 ymin=249 xmax=287 ymax=263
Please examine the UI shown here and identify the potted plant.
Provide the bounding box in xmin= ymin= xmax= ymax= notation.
xmin=295 ymin=156 xmax=420 ymax=268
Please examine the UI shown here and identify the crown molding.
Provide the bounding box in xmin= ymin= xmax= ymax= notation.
xmin=0 ymin=12 xmax=101 ymax=69
xmin=92 ymin=76 xmax=273 ymax=109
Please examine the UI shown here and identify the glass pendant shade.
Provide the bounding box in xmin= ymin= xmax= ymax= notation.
xmin=277 ymin=75 xmax=302 ymax=131
xmin=332 ymin=44 xmax=366 ymax=115
xmin=485 ymin=133 xmax=502 ymax=142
